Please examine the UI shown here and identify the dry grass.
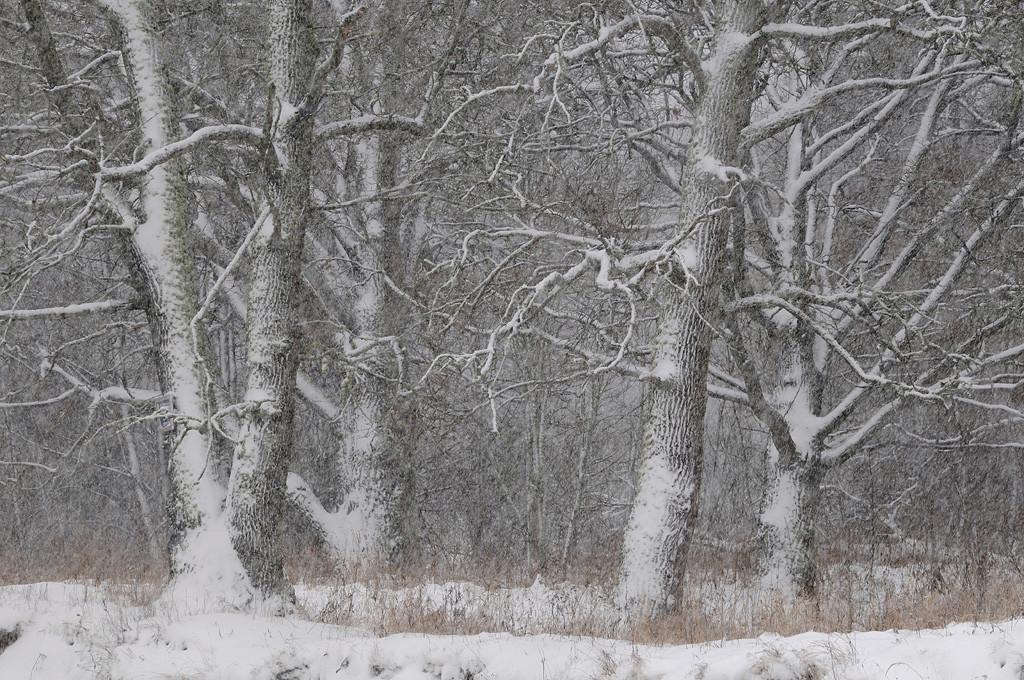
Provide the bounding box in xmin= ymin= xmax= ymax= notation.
xmin=4 ymin=543 xmax=1024 ymax=646
xmin=298 ymin=557 xmax=1024 ymax=645
xmin=626 ymin=567 xmax=1024 ymax=645
xmin=0 ymin=540 xmax=166 ymax=587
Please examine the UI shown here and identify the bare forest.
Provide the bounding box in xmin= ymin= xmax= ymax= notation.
xmin=3 ymin=0 xmax=1024 ymax=644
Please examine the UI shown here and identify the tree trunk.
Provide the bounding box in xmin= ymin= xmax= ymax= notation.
xmin=326 ymin=130 xmax=420 ymax=565
xmin=526 ymin=388 xmax=548 ymax=570
xmin=226 ymin=0 xmax=317 ymax=606
xmin=19 ymin=0 xmax=82 ymax=134
xmin=742 ymin=329 xmax=826 ymax=598
xmin=755 ymin=441 xmax=824 ymax=597
xmin=121 ymin=405 xmax=163 ymax=564
xmin=618 ymin=0 xmax=767 ymax=614
xmin=561 ymin=381 xmax=600 ymax=573
xmin=101 ymin=0 xmax=252 ymax=607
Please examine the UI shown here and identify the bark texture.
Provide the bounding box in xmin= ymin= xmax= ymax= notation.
xmin=336 ymin=133 xmax=420 ymax=564
xmin=226 ymin=0 xmax=317 ymax=603
xmin=756 ymin=441 xmax=824 ymax=596
xmin=99 ymin=0 xmax=248 ymax=603
xmin=19 ymin=0 xmax=76 ymax=128
xmin=618 ymin=0 xmax=768 ymax=614
xmin=729 ymin=308 xmax=828 ymax=597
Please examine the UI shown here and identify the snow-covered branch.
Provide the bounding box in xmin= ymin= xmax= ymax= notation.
xmin=0 ymin=299 xmax=136 ymax=321
xmin=39 ymin=360 xmax=161 ymax=409
xmin=0 ymin=387 xmax=79 ymax=409
xmin=741 ymin=59 xmax=975 ymax=149
xmin=100 ymin=124 xmax=263 ymax=180
xmin=756 ymin=15 xmax=966 ymax=43
xmin=316 ymin=114 xmax=426 ymax=141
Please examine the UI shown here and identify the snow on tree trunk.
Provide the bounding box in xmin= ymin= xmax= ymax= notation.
xmin=225 ymin=0 xmax=317 ymax=606
xmin=618 ymin=0 xmax=767 ymax=615
xmin=739 ymin=331 xmax=826 ymax=599
xmin=334 ymin=394 xmax=417 ymax=566
xmin=101 ymin=0 xmax=253 ymax=608
xmin=756 ymin=441 xmax=823 ymax=597
xmin=326 ymin=132 xmax=419 ymax=565
xmin=334 ymin=395 xmax=392 ymax=561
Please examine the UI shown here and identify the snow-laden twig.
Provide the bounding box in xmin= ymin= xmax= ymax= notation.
xmin=756 ymin=14 xmax=965 ymax=42
xmin=41 ymin=359 xmax=161 ymax=408
xmin=0 ymin=299 xmax=135 ymax=321
xmin=0 ymin=387 xmax=79 ymax=409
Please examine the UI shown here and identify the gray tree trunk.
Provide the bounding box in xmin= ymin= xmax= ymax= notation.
xmin=730 ymin=318 xmax=827 ymax=598
xmin=756 ymin=441 xmax=824 ymax=597
xmin=226 ymin=0 xmax=317 ymax=605
xmin=618 ymin=0 xmax=768 ymax=615
xmin=333 ymin=132 xmax=420 ymax=565
xmin=92 ymin=0 xmax=252 ymax=606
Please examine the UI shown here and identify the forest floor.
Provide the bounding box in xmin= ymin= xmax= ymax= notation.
xmin=1 ymin=572 xmax=1023 ymax=679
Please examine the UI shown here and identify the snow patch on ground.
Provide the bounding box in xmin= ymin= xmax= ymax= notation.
xmin=3 ymin=581 xmax=1024 ymax=679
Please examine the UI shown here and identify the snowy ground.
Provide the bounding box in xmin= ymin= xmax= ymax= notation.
xmin=1 ymin=581 xmax=1022 ymax=679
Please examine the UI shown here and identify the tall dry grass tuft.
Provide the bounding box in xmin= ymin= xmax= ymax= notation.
xmin=0 ymin=539 xmax=166 ymax=587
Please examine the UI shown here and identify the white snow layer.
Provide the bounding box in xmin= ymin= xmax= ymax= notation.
xmin=4 ymin=581 xmax=1023 ymax=679
xmin=618 ymin=450 xmax=687 ymax=610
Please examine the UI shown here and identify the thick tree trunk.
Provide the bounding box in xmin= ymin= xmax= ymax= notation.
xmin=618 ymin=0 xmax=767 ymax=614
xmin=756 ymin=441 xmax=824 ymax=597
xmin=226 ymin=0 xmax=317 ymax=605
xmin=332 ymin=388 xmax=412 ymax=562
xmin=102 ymin=0 xmax=252 ymax=607
xmin=742 ymin=332 xmax=826 ymax=598
xmin=346 ymin=387 xmax=420 ymax=564
xmin=327 ymin=132 xmax=420 ymax=565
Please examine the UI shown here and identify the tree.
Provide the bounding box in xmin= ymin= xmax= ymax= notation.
xmin=1 ymin=0 xmax=360 ymax=608
xmin=5 ymin=0 xmax=1024 ymax=621
xmin=614 ymin=0 xmax=770 ymax=614
xmin=717 ymin=11 xmax=1024 ymax=596
xmin=223 ymin=0 xmax=330 ymax=604
xmin=433 ymin=0 xmax=995 ymax=612
xmin=1 ymin=0 xmax=536 ymax=603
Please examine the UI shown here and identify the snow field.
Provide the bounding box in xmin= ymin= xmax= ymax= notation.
xmin=3 ymin=580 xmax=1024 ymax=679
